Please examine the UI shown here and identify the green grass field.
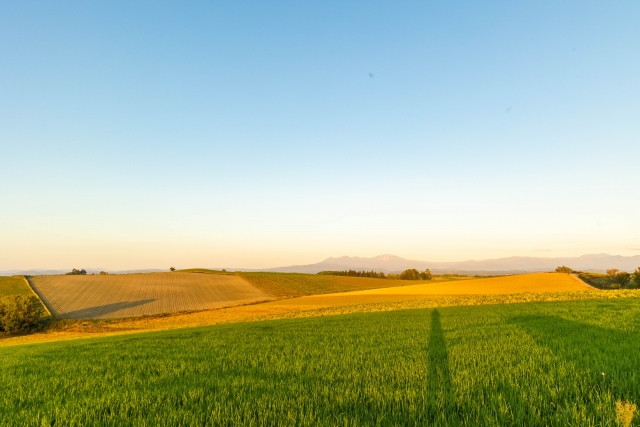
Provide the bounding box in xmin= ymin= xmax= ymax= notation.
xmin=177 ymin=268 xmax=235 ymax=275
xmin=0 ymin=276 xmax=33 ymax=298
xmin=238 ymin=272 xmax=394 ymax=297
xmin=2 ymin=297 xmax=639 ymax=426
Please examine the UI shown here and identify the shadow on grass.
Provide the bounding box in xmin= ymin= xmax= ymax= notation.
xmin=510 ymin=313 xmax=640 ymax=399
xmin=426 ymin=309 xmax=460 ymax=424
xmin=62 ymin=299 xmax=156 ymax=319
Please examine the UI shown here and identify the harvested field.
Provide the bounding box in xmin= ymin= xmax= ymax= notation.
xmin=28 ymin=273 xmax=274 ymax=319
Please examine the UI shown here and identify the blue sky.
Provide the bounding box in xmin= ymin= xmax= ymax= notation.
xmin=1 ymin=1 xmax=639 ymax=270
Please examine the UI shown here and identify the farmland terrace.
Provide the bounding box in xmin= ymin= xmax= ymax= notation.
xmin=2 ymin=272 xmax=627 ymax=348
xmin=28 ymin=273 xmax=274 ymax=319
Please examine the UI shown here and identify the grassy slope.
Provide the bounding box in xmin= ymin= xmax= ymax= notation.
xmin=180 ymin=269 xmax=473 ymax=297
xmin=177 ymin=268 xmax=234 ymax=275
xmin=2 ymin=298 xmax=639 ymax=426
xmin=238 ymin=272 xmax=391 ymax=297
xmin=241 ymin=273 xmax=480 ymax=297
xmin=0 ymin=276 xmax=33 ymax=298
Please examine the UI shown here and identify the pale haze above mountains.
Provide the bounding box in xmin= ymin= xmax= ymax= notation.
xmin=2 ymin=254 xmax=639 ymax=276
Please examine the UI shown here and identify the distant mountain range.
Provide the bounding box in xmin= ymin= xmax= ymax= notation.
xmin=3 ymin=253 xmax=639 ymax=276
xmin=234 ymin=253 xmax=640 ymax=275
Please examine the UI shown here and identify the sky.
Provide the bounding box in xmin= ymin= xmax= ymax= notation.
xmin=1 ymin=1 xmax=639 ymax=270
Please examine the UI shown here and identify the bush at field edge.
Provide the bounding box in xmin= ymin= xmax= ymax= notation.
xmin=0 ymin=295 xmax=45 ymax=334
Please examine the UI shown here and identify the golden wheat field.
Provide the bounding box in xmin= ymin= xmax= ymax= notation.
xmin=341 ymin=272 xmax=591 ymax=296
xmin=260 ymin=272 xmax=592 ymax=309
xmin=28 ymin=273 xmax=274 ymax=319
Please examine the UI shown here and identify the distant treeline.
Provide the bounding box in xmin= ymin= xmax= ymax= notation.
xmin=65 ymin=269 xmax=110 ymax=275
xmin=318 ymin=270 xmax=387 ymax=278
xmin=318 ymin=269 xmax=433 ymax=281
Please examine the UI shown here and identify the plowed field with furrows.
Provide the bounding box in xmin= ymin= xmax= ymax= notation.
xmin=29 ymin=273 xmax=274 ymax=319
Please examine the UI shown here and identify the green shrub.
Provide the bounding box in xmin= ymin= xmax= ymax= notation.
xmin=633 ymin=268 xmax=640 ymax=288
xmin=615 ymin=272 xmax=632 ymax=287
xmin=0 ymin=295 xmax=45 ymax=334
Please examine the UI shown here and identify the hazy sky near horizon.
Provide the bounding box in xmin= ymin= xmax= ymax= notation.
xmin=2 ymin=1 xmax=640 ymax=270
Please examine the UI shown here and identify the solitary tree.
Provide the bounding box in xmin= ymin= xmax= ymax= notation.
xmin=634 ymin=268 xmax=640 ymax=288
xmin=555 ymin=266 xmax=573 ymax=274
xmin=170 ymin=267 xmax=176 ymax=272
xmin=606 ymin=268 xmax=620 ymax=278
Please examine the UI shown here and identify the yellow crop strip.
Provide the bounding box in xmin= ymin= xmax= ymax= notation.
xmin=329 ymin=272 xmax=592 ymax=296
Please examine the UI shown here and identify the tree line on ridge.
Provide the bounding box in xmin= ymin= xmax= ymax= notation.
xmin=318 ymin=269 xmax=433 ymax=280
